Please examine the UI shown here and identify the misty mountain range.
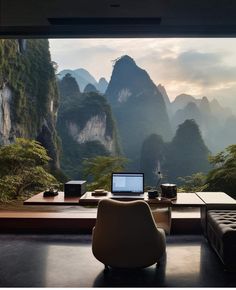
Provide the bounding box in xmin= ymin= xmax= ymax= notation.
xmin=58 ymin=56 xmax=235 ymax=155
xmin=57 ymin=54 xmax=236 ymax=184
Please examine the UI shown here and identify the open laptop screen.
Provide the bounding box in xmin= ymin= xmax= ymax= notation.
xmin=111 ymin=173 xmax=144 ymax=194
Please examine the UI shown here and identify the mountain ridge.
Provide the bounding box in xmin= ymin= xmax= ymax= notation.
xmin=58 ymin=68 xmax=108 ymax=93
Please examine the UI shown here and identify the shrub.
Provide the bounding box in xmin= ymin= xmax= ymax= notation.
xmin=0 ymin=138 xmax=58 ymax=201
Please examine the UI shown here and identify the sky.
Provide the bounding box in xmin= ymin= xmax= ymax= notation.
xmin=49 ymin=38 xmax=236 ymax=103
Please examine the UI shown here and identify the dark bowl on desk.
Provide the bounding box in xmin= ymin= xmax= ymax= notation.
xmin=148 ymin=190 xmax=159 ymax=199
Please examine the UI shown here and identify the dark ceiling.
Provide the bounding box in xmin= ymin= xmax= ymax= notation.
xmin=1 ymin=0 xmax=236 ymax=37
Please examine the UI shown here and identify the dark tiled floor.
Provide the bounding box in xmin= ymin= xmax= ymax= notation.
xmin=0 ymin=234 xmax=235 ymax=287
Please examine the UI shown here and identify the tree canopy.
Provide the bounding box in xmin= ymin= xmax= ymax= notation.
xmin=178 ymin=172 xmax=207 ymax=192
xmin=205 ymin=144 xmax=236 ymax=197
xmin=0 ymin=138 xmax=57 ymax=201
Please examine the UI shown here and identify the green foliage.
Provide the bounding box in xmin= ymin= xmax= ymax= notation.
xmin=205 ymin=144 xmax=236 ymax=197
xmin=0 ymin=138 xmax=58 ymax=201
xmin=178 ymin=172 xmax=207 ymax=192
xmin=60 ymin=139 xmax=110 ymax=179
xmin=82 ymin=155 xmax=128 ymax=190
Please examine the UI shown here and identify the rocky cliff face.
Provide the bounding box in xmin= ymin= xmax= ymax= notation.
xmin=57 ymin=74 xmax=120 ymax=178
xmin=68 ymin=113 xmax=116 ymax=154
xmin=0 ymin=39 xmax=60 ymax=168
xmin=0 ymin=85 xmax=12 ymax=144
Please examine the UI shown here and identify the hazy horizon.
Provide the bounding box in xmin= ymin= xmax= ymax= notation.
xmin=49 ymin=38 xmax=236 ymax=105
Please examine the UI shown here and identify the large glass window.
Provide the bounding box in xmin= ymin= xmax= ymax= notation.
xmin=1 ymin=38 xmax=236 ymax=203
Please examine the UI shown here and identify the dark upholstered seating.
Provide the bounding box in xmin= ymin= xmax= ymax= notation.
xmin=207 ymin=210 xmax=236 ymax=268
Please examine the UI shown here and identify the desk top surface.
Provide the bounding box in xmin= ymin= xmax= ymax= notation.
xmin=25 ymin=191 xmax=232 ymax=207
xmin=79 ymin=192 xmax=205 ymax=207
xmin=196 ymin=192 xmax=236 ymax=204
xmin=24 ymin=192 xmax=79 ymax=205
xmin=171 ymin=192 xmax=205 ymax=206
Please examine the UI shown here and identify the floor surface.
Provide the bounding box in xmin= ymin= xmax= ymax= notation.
xmin=0 ymin=234 xmax=235 ymax=287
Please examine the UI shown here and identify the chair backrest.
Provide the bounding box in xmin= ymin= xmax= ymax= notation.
xmin=92 ymin=198 xmax=166 ymax=268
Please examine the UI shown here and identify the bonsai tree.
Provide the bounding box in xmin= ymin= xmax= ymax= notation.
xmin=0 ymin=138 xmax=57 ymax=201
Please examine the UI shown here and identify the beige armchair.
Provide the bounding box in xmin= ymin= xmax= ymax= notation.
xmin=92 ymin=199 xmax=166 ymax=269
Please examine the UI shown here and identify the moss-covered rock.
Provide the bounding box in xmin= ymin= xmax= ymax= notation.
xmin=0 ymin=39 xmax=60 ymax=169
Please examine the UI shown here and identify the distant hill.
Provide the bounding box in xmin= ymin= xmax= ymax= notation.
xmin=212 ymin=115 xmax=236 ymax=153
xmin=217 ymin=95 xmax=236 ymax=115
xmin=83 ymin=83 xmax=98 ymax=93
xmin=105 ymin=55 xmax=172 ymax=166
xmin=165 ymin=119 xmax=211 ymax=182
xmin=172 ymin=94 xmax=232 ymax=121
xmin=58 ymin=73 xmax=81 ymax=107
xmin=171 ymin=93 xmax=200 ymax=115
xmin=140 ymin=120 xmax=211 ymax=185
xmin=210 ymin=98 xmax=232 ymax=121
xmin=58 ymin=68 xmax=108 ymax=93
xmin=172 ymin=102 xmax=202 ymax=129
xmin=97 ymin=77 xmax=109 ymax=93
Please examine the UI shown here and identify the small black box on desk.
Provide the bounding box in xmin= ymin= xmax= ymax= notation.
xmin=64 ymin=180 xmax=86 ymax=197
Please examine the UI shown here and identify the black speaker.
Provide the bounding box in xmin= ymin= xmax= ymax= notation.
xmin=64 ymin=180 xmax=87 ymax=197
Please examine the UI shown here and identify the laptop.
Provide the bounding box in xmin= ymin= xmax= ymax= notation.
xmin=111 ymin=172 xmax=145 ymax=199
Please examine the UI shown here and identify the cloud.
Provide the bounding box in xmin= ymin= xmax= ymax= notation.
xmin=50 ymin=39 xmax=120 ymax=81
xmin=174 ymin=50 xmax=236 ymax=85
xmin=49 ymin=38 xmax=236 ymax=102
xmin=137 ymin=49 xmax=236 ymax=100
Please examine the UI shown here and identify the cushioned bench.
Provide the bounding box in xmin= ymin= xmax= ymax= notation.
xmin=207 ymin=210 xmax=236 ymax=269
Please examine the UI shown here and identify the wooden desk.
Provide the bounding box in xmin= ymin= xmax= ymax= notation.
xmin=24 ymin=192 xmax=80 ymax=205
